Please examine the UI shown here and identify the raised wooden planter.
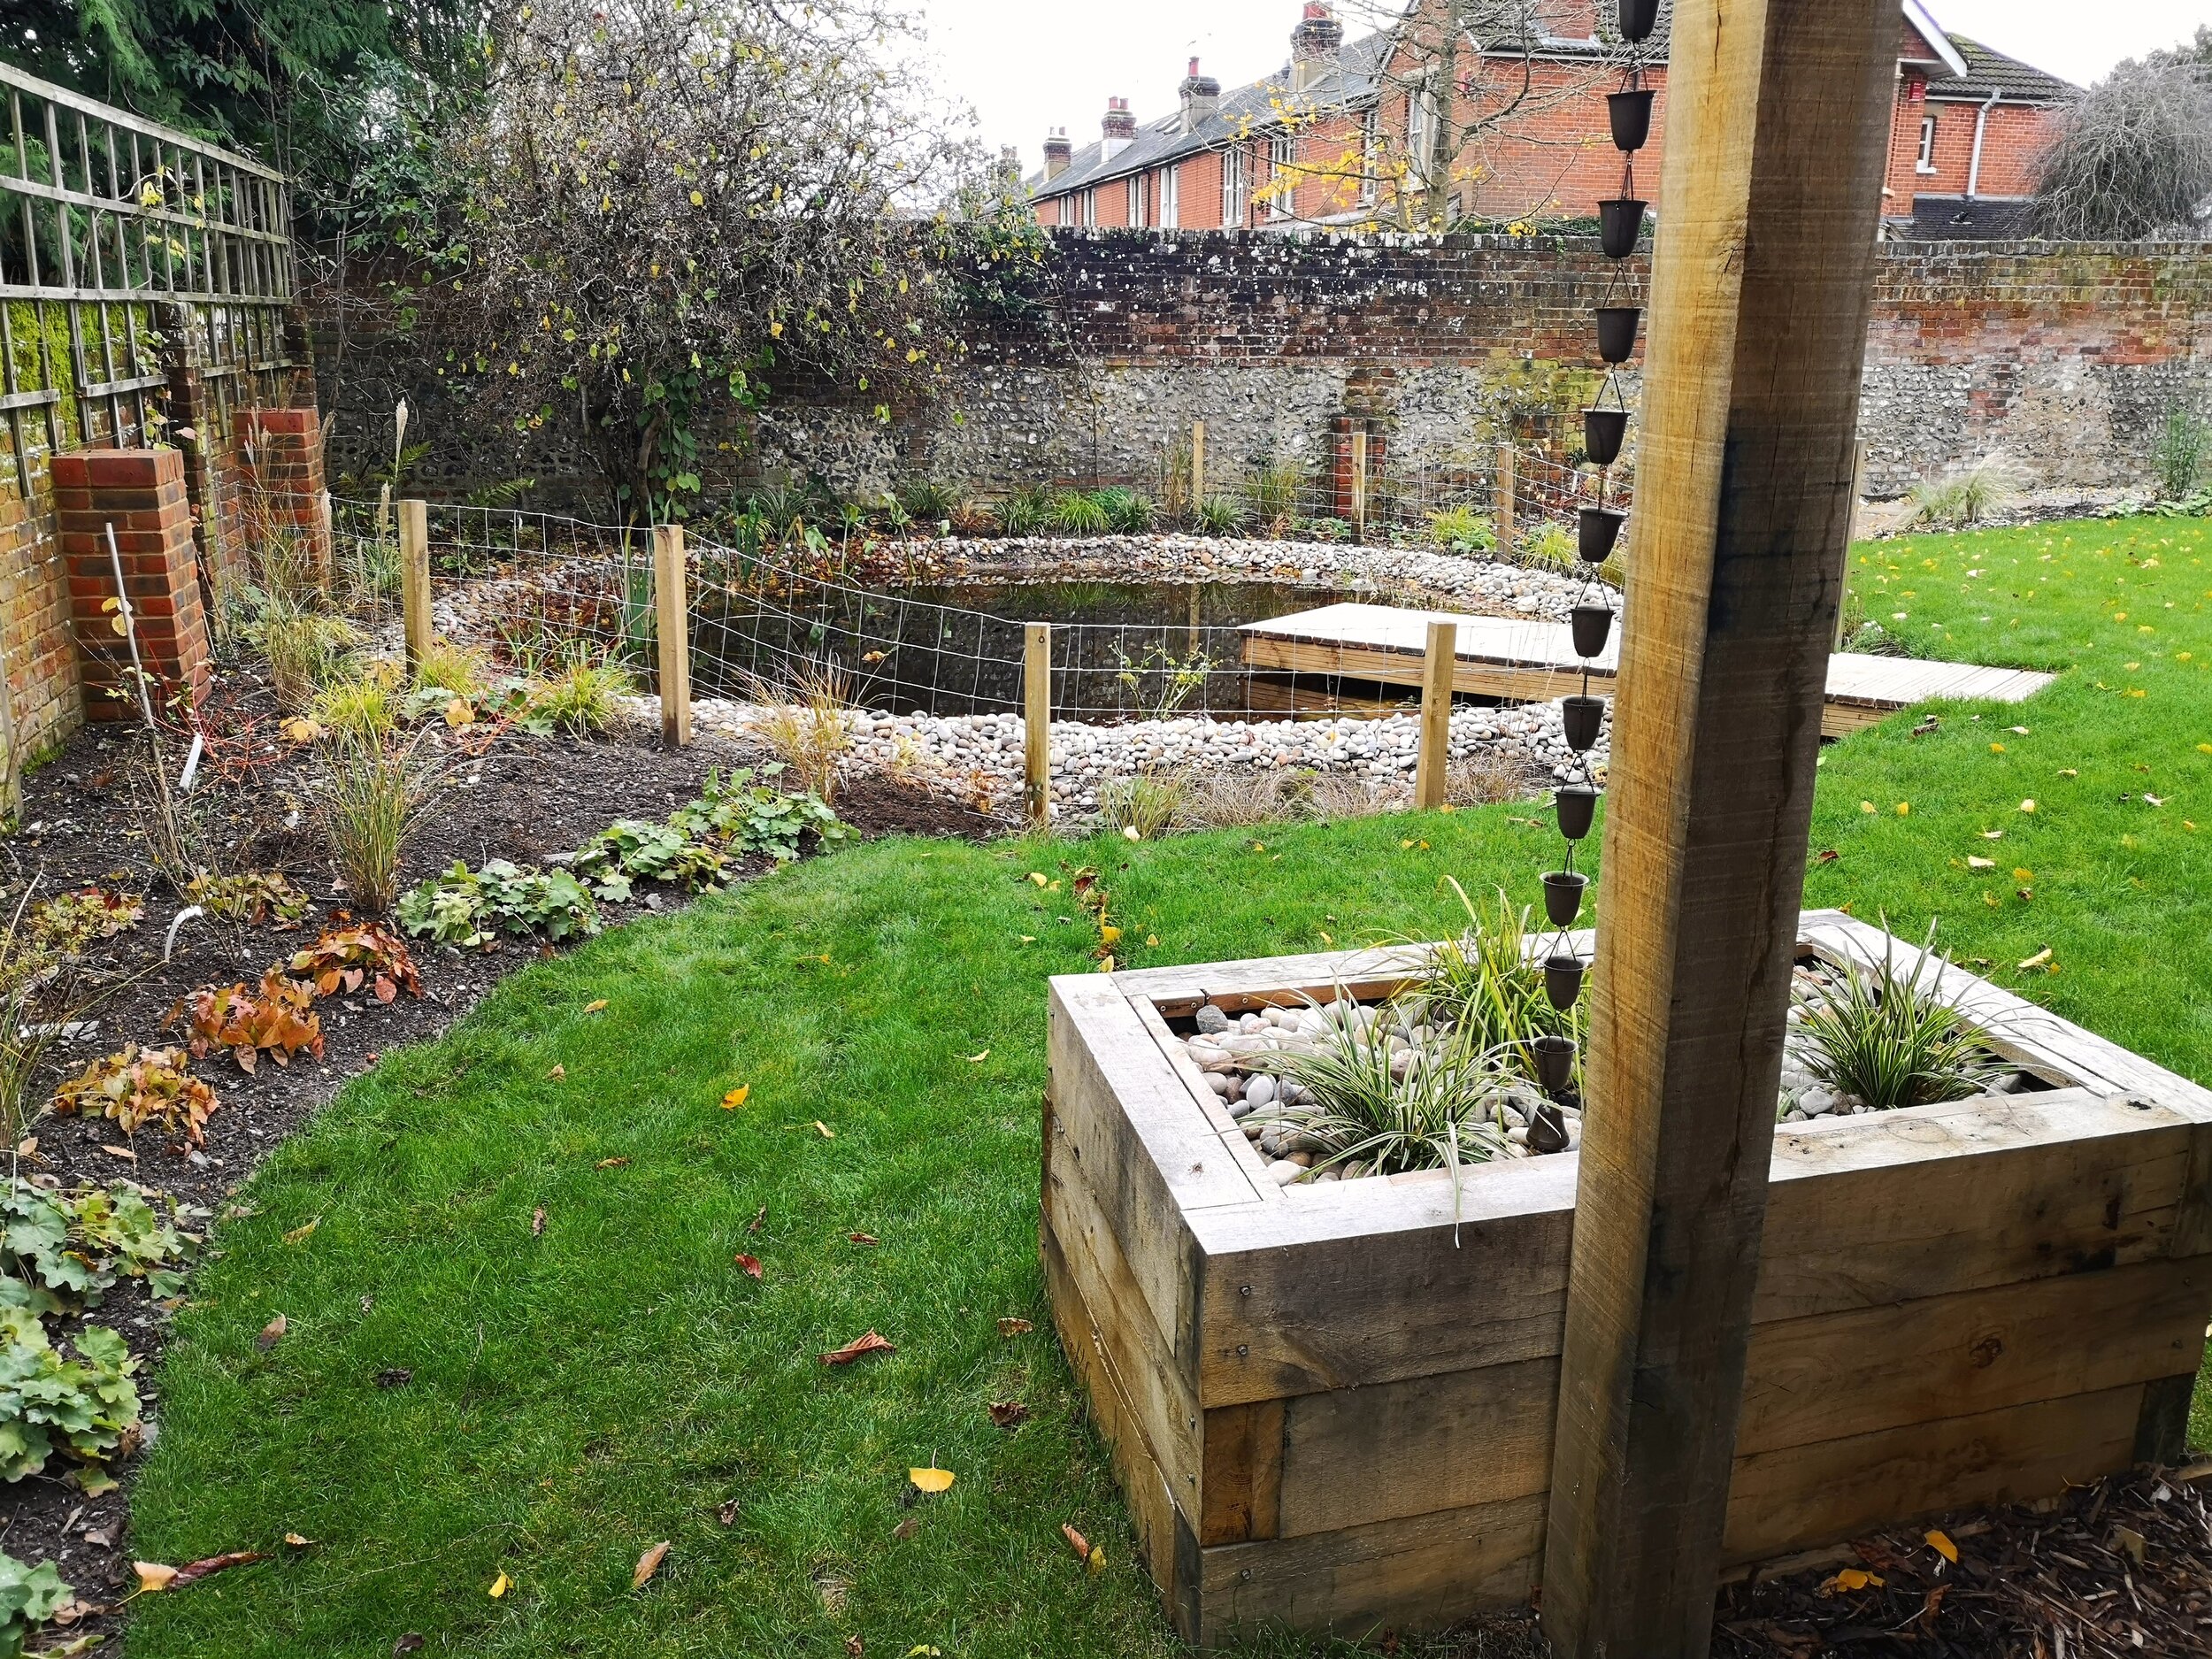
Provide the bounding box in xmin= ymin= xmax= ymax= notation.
xmin=1041 ymin=911 xmax=2212 ymax=1647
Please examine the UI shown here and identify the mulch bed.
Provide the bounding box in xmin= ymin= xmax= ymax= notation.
xmin=0 ymin=665 xmax=1004 ymax=1637
xmin=1714 ymin=1465 xmax=2212 ymax=1657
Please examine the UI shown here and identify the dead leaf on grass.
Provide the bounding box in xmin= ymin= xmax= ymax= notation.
xmin=284 ymin=1217 xmax=319 ymax=1245
xmin=988 ymin=1401 xmax=1030 ymax=1429
xmin=892 ymin=1518 xmax=918 ymax=1540
xmin=722 ymin=1085 xmax=750 ymax=1110
xmin=136 ymin=1552 xmax=266 ymax=1594
xmin=717 ymin=1499 xmax=740 ymax=1526
xmin=532 ymin=1206 xmax=546 ymax=1237
xmin=595 ymin=1157 xmax=629 ymax=1170
xmin=488 ymin=1571 xmax=510 ymax=1598
xmin=134 ymin=1563 xmax=178 ymax=1594
xmin=848 ymin=1232 xmax=879 ymax=1247
xmin=393 ymin=1639 xmax=426 ymax=1655
xmin=846 ymin=1639 xmax=864 ymax=1657
xmin=257 ymin=1314 xmax=287 ymax=1349
xmin=283 ymin=1532 xmax=314 ymax=1549
xmin=749 ymin=1206 xmax=766 ymax=1233
xmin=632 ymin=1540 xmax=670 ymax=1589
xmin=583 ymin=999 xmax=608 ymax=1015
xmin=736 ymin=1254 xmax=764 ymax=1279
xmin=997 ymin=1317 xmax=1033 ymax=1338
xmin=909 ymin=1467 xmax=955 ymax=1494
xmin=820 ymin=1331 xmax=895 ymax=1366
xmin=547 ymin=1064 xmax=566 ymax=1081
xmin=375 ymin=1368 xmax=413 ymax=1389
xmin=964 ymin=1050 xmax=989 ymax=1064
xmin=1062 ymin=1524 xmax=1091 ymax=1561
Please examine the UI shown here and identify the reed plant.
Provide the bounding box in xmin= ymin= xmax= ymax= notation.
xmin=311 ymin=732 xmax=444 ymax=913
xmin=742 ymin=660 xmax=853 ymax=806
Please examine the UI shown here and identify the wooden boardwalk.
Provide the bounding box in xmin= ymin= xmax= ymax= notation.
xmin=1240 ymin=604 xmax=2055 ymax=738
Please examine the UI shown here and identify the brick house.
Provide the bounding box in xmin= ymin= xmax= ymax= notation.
xmin=1026 ymin=1 xmax=2076 ymax=239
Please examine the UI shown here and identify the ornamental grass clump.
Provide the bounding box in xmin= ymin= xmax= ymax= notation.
xmin=311 ymin=732 xmax=446 ymax=914
xmin=1095 ymin=770 xmax=1188 ymax=841
xmin=524 ymin=654 xmax=633 ymax=738
xmin=1415 ymin=880 xmax=1577 ymax=1088
xmin=743 ymin=661 xmax=853 ymax=807
xmin=1250 ymin=987 xmax=1513 ymax=1181
xmin=1793 ymin=926 xmax=2006 ymax=1112
xmin=258 ymin=601 xmax=357 ymax=716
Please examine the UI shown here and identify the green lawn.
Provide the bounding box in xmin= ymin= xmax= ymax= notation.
xmin=127 ymin=516 xmax=2212 ymax=1656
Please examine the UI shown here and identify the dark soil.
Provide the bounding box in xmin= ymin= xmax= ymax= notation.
xmin=0 ymin=667 xmax=1002 ymax=1631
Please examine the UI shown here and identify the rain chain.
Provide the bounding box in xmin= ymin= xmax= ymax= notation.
xmin=1528 ymin=0 xmax=1660 ymax=1138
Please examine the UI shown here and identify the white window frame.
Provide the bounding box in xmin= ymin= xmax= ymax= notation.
xmin=1407 ymin=82 xmax=1438 ymax=193
xmin=1082 ymin=187 xmax=1098 ymax=227
xmin=1916 ymin=113 xmax=1938 ymax=173
xmin=1223 ymin=147 xmax=1248 ymax=226
xmin=1360 ymin=107 xmax=1381 ymax=206
xmin=1161 ymin=165 xmax=1180 ymax=229
xmin=1269 ymin=130 xmax=1298 ymax=221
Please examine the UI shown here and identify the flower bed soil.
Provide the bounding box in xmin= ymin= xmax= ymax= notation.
xmin=0 ymin=667 xmax=1005 ymax=1639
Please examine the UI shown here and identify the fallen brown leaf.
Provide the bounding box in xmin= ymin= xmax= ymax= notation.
xmin=547 ymin=1064 xmax=566 ymax=1081
xmin=1062 ymin=1524 xmax=1091 ymax=1561
xmin=532 ymin=1206 xmax=546 ymax=1237
xmin=892 ymin=1518 xmax=919 ymax=1540
xmin=134 ymin=1562 xmax=177 ymax=1594
xmin=375 ymin=1367 xmax=413 ymax=1389
xmin=632 ymin=1540 xmax=670 ymax=1589
xmin=257 ymin=1314 xmax=288 ymax=1349
xmin=749 ymin=1206 xmax=767 ymax=1234
xmin=394 ymin=1638 xmax=426 ymax=1656
xmin=595 ymin=1157 xmax=629 ymax=1170
xmin=283 ymin=1532 xmax=314 ymax=1549
xmin=820 ymin=1331 xmax=895 ymax=1365
xmin=717 ymin=1498 xmax=740 ymax=1526
xmin=846 ymin=1639 xmax=864 ymax=1657
xmin=997 ymin=1317 xmax=1033 ymax=1338
xmin=583 ymin=999 xmax=609 ymax=1015
xmin=99 ymin=1145 xmax=136 ymax=1162
xmin=736 ymin=1254 xmax=764 ymax=1279
xmin=283 ymin=1217 xmax=319 ymax=1245
xmin=137 ymin=1551 xmax=265 ymax=1594
xmin=988 ymin=1401 xmax=1031 ymax=1429
xmin=848 ymin=1232 xmax=879 ymax=1247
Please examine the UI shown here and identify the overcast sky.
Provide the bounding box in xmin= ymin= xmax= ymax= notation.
xmin=921 ymin=1 xmax=2211 ymax=173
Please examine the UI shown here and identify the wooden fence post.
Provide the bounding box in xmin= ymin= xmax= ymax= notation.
xmin=1191 ymin=421 xmax=1207 ymax=505
xmin=655 ymin=523 xmax=692 ymax=749
xmin=1541 ymin=4 xmax=1903 ymax=1655
xmin=398 ymin=498 xmax=431 ymax=669
xmin=1414 ymin=619 xmax=1456 ymax=810
xmin=316 ymin=488 xmax=334 ymax=597
xmin=1350 ymin=429 xmax=1370 ymax=541
xmin=1025 ymin=623 xmax=1052 ymax=827
xmin=1837 ymin=437 xmax=1870 ymax=648
xmin=1495 ymin=443 xmax=1517 ymax=553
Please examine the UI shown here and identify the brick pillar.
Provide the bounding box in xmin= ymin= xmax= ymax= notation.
xmin=53 ymin=449 xmax=211 ymax=721
xmin=1329 ymin=414 xmax=1356 ymax=521
xmin=233 ymin=406 xmax=333 ymax=585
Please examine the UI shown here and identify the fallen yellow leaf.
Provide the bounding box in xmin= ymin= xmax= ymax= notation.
xmin=1925 ymin=1528 xmax=1958 ymax=1563
xmin=632 ymin=1540 xmax=670 ymax=1589
xmin=443 ymin=697 xmax=476 ymax=729
xmin=1027 ymin=872 xmax=1048 ymax=887
xmin=2012 ymin=868 xmax=2033 ymax=881
xmin=1099 ymin=926 xmax=1122 ymax=945
xmin=814 ymin=1121 xmax=834 ymax=1139
xmin=1967 ymin=856 xmax=1995 ymax=870
xmin=134 ymin=1562 xmax=178 ymax=1594
xmin=2019 ymin=947 xmax=2054 ymax=971
xmin=488 ymin=1571 xmax=510 ymax=1599
xmin=583 ymin=999 xmax=608 ymax=1015
xmin=964 ymin=1050 xmax=990 ymax=1064
xmin=2019 ymin=800 xmax=2038 ymax=813
xmin=280 ymin=716 xmax=323 ymax=744
xmin=998 ymin=1317 xmax=1033 ymax=1337
xmin=283 ymin=1217 xmax=319 ymax=1245
xmin=1087 ymin=1544 xmax=1107 ymax=1575
xmin=548 ymin=1064 xmax=566 ymax=1081
xmin=721 ymin=1085 xmax=750 ymax=1110
xmin=1096 ymin=956 xmax=1116 ymax=974
xmin=1859 ymin=801 xmax=1877 ymax=815
xmin=909 ymin=1467 xmax=956 ymax=1494
xmin=1820 ymin=1567 xmax=1885 ymax=1594
xmin=1895 ymin=803 xmax=1910 ymax=817
xmin=283 ymin=1532 xmax=314 ymax=1548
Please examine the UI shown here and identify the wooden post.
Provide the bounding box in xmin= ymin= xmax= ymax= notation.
xmin=398 ymin=497 xmax=432 ymax=670
xmin=654 ymin=523 xmax=692 ymax=749
xmin=1541 ymin=4 xmax=1901 ymax=1656
xmin=1350 ymin=429 xmax=1370 ymax=541
xmin=316 ymin=488 xmax=334 ymax=596
xmin=1190 ymin=421 xmax=1207 ymax=505
xmin=1413 ymin=619 xmax=1455 ymax=810
xmin=1495 ymin=443 xmax=1517 ymax=553
xmin=1837 ymin=437 xmax=1870 ymax=649
xmin=1025 ymin=623 xmax=1052 ymax=827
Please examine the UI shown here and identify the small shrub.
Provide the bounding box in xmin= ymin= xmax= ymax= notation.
xmin=0 ymin=1548 xmax=71 ymax=1650
xmin=563 ymin=819 xmax=730 ymax=902
xmin=0 ymin=1303 xmax=140 ymax=1481
xmin=258 ymin=603 xmax=357 ymax=715
xmin=1448 ymin=751 xmax=1530 ymax=807
xmin=999 ymin=486 xmax=1051 ymax=537
xmin=750 ymin=483 xmax=817 ymax=538
xmin=28 ymin=888 xmax=142 ymax=956
xmin=1044 ymin=491 xmax=1110 ymax=536
xmin=2153 ymin=403 xmax=2211 ymax=502
xmin=312 ymin=733 xmax=442 ymax=913
xmin=173 ymin=971 xmax=325 ymax=1074
xmin=1415 ymin=881 xmax=1576 ymax=1087
xmin=895 ymin=480 xmax=956 ymax=525
xmin=1426 ymin=506 xmax=1498 ymax=555
xmin=949 ymin=498 xmax=1000 ymax=537
xmin=287 ymin=919 xmax=424 ymax=1002
xmin=668 ymin=766 xmax=847 ymax=863
xmin=1193 ymin=494 xmax=1248 ymax=536
xmin=1094 ymin=488 xmax=1157 ymax=534
xmin=52 ymin=1046 xmax=219 ymax=1145
xmin=1907 ymin=456 xmax=2022 ymax=530
xmin=340 ymin=526 xmax=403 ymax=610
xmin=184 ymin=870 xmax=310 ymax=926
xmin=524 ymin=655 xmax=634 ymax=739
xmin=1096 ymin=770 xmax=1187 ymax=841
xmin=397 ymin=860 xmax=602 ymax=949
xmin=1793 ymin=926 xmax=2004 ymax=1112
xmin=2 ymin=1179 xmax=197 ymax=1310
xmin=1302 ymin=516 xmax=1353 ymax=543
xmin=743 ymin=661 xmax=852 ymax=806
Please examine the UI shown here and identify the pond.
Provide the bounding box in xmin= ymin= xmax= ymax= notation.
xmin=691 ymin=578 xmax=1418 ymax=722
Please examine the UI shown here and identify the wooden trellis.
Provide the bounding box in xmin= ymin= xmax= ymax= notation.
xmin=0 ymin=59 xmax=297 ymax=497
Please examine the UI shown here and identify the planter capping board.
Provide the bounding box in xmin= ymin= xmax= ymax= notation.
xmin=1042 ymin=911 xmax=2212 ymax=1647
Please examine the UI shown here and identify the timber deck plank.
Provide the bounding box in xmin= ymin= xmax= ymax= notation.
xmin=1240 ymin=604 xmax=2054 ymax=738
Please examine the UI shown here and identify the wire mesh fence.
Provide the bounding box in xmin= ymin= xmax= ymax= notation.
xmin=321 ymin=485 xmax=1618 ymax=735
